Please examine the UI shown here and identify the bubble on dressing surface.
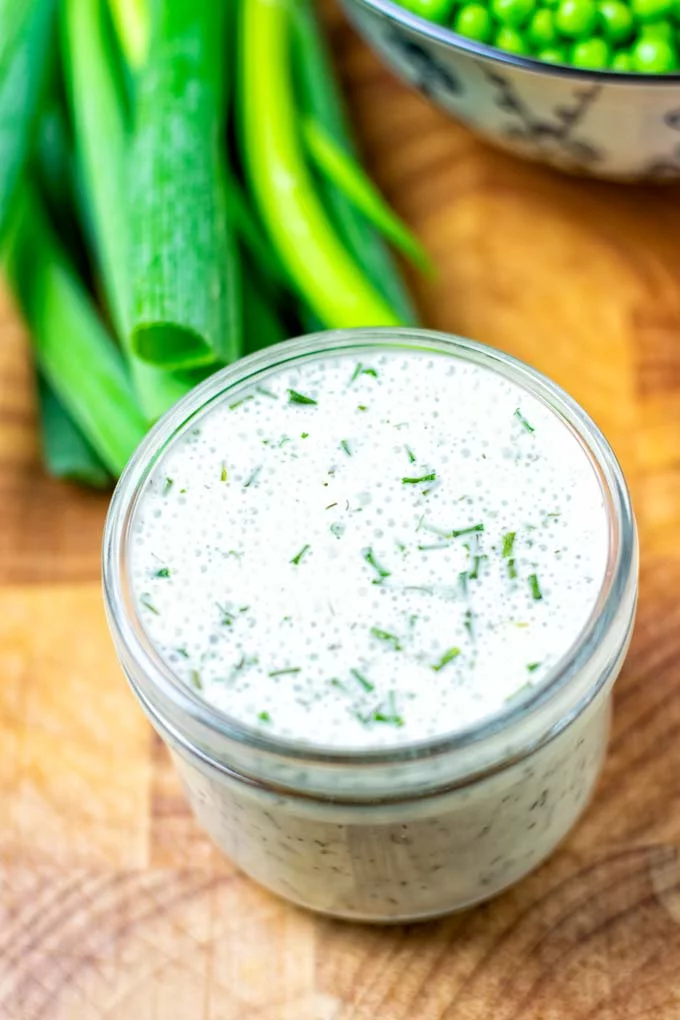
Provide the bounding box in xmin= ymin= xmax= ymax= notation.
xmin=129 ymin=350 xmax=610 ymax=749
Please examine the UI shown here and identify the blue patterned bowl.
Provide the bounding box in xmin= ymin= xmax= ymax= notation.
xmin=341 ymin=0 xmax=680 ymax=180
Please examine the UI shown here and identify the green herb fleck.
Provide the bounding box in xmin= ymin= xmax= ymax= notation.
xmin=163 ymin=477 xmax=174 ymax=495
xmin=418 ymin=543 xmax=449 ymax=552
xmin=468 ymin=554 xmax=487 ymax=581
xmin=301 ymin=432 xmax=309 ymax=439
xmin=464 ymin=609 xmax=474 ymax=637
xmin=220 ymin=463 xmax=228 ymax=482
xmin=256 ymin=386 xmax=277 ymax=399
xmin=350 ymin=363 xmax=378 ymax=383
xmin=340 ymin=439 xmax=352 ymax=456
xmin=402 ymin=472 xmax=436 ymax=485
xmin=432 ymin=647 xmax=461 ymax=672
xmin=508 ymin=559 xmax=518 ymax=580
xmin=268 ymin=667 xmax=301 ymax=677
xmin=350 ymin=668 xmax=375 ymax=692
xmin=190 ymin=669 xmax=202 ymax=691
xmin=405 ymin=445 xmax=416 ymax=464
xmin=363 ymin=547 xmax=391 ymax=583
xmin=288 ymin=389 xmax=317 ymax=405
xmin=155 ymin=567 xmax=170 ymax=578
xmin=140 ymin=594 xmax=159 ymax=615
xmin=291 ymin=544 xmax=311 ymax=565
xmin=244 ymin=465 xmax=262 ymax=488
xmin=229 ymin=395 xmax=254 ymax=410
xmin=216 ymin=603 xmax=234 ymax=626
xmin=258 ymin=710 xmax=272 ymax=723
xmin=357 ymin=404 xmax=367 ymax=412
xmin=514 ymin=408 xmax=535 ymax=433
xmin=330 ymin=522 xmax=345 ymax=539
xmin=527 ymin=662 xmax=541 ymax=672
xmin=278 ymin=435 xmax=291 ymax=448
xmin=459 ymin=571 xmax=469 ymax=596
xmin=326 ymin=502 xmax=338 ymax=510
xmin=175 ymin=646 xmax=189 ymax=658
xmin=450 ymin=523 xmax=484 ymax=538
xmin=502 ymin=532 xmax=516 ymax=558
xmin=528 ymin=574 xmax=543 ymax=600
xmin=358 ymin=691 xmax=403 ymax=727
xmin=370 ymin=627 xmax=402 ymax=651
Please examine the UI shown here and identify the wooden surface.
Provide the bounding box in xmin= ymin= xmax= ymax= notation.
xmin=3 ymin=9 xmax=680 ymax=1019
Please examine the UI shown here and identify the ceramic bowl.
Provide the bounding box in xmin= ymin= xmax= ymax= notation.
xmin=341 ymin=0 xmax=680 ymax=180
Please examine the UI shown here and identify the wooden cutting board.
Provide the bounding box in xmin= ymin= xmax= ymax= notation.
xmin=3 ymin=8 xmax=680 ymax=1018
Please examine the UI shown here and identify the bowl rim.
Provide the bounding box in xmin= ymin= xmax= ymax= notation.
xmin=347 ymin=0 xmax=680 ymax=85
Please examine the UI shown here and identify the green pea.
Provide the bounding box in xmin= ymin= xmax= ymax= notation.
xmin=529 ymin=8 xmax=559 ymax=44
xmin=492 ymin=0 xmax=536 ymax=26
xmin=611 ymin=47 xmax=634 ymax=66
xmin=495 ymin=24 xmax=531 ymax=49
xmin=538 ymin=43 xmax=570 ymax=58
xmin=640 ymin=18 xmax=674 ymax=39
xmin=597 ymin=0 xmax=634 ymax=41
xmin=555 ymin=0 xmax=598 ymax=37
xmin=570 ymin=36 xmax=611 ymax=64
xmin=631 ymin=0 xmax=673 ymax=22
xmin=631 ymin=34 xmax=678 ymax=68
xmin=454 ymin=2 xmax=494 ymax=38
xmin=399 ymin=0 xmax=457 ymax=21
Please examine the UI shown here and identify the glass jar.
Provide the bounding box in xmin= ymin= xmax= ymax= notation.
xmin=102 ymin=328 xmax=638 ymax=922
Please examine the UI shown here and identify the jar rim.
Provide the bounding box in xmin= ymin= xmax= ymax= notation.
xmin=102 ymin=328 xmax=636 ymax=770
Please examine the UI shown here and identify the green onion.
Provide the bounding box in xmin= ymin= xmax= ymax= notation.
xmin=303 ymin=117 xmax=432 ymax=273
xmin=0 ymin=0 xmax=57 ymax=242
xmin=129 ymin=0 xmax=241 ymax=368
xmin=528 ymin=573 xmax=543 ymax=600
xmin=240 ymin=0 xmax=401 ymax=330
xmin=36 ymin=375 xmax=112 ymax=489
xmin=432 ymin=646 xmax=461 ymax=672
xmin=290 ymin=0 xmax=417 ymax=322
xmin=4 ymin=187 xmax=147 ymax=475
xmin=61 ymin=0 xmax=193 ymax=420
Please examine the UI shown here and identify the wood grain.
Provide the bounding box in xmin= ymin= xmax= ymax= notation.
xmin=2 ymin=5 xmax=680 ymax=1017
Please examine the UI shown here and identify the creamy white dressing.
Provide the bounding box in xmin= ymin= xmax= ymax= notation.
xmin=130 ymin=349 xmax=609 ymax=750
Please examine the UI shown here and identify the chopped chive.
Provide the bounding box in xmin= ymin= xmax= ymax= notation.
xmin=362 ymin=546 xmax=391 ymax=583
xmin=408 ymin=614 xmax=418 ymax=629
xmin=268 ymin=667 xmax=301 ymax=677
xmin=190 ymin=669 xmax=202 ymax=691
xmin=330 ymin=522 xmax=344 ymax=538
xmin=301 ymin=432 xmax=309 ymax=438
xmin=288 ymin=389 xmax=317 ymax=405
xmin=291 ymin=544 xmax=311 ymax=565
xmin=278 ymin=435 xmax=291 ymax=447
xmin=464 ymin=608 xmax=473 ymax=637
xmin=350 ymin=668 xmax=374 ymax=692
xmin=155 ymin=567 xmax=171 ymax=578
xmin=432 ymin=646 xmax=460 ymax=672
xmin=402 ymin=472 xmax=436 ymax=485
xmin=258 ymin=710 xmax=272 ymax=722
xmin=220 ymin=463 xmax=228 ymax=482
xmin=229 ymin=395 xmax=254 ymax=410
xmin=450 ymin=523 xmax=484 ymax=538
xmin=350 ymin=362 xmax=378 ymax=383
xmin=256 ymin=385 xmax=277 ymax=399
xmin=507 ymin=559 xmax=518 ymax=580
xmin=527 ymin=662 xmax=541 ymax=672
xmin=514 ymin=408 xmax=535 ymax=433
xmin=418 ymin=543 xmax=449 ymax=552
xmin=140 ymin=593 xmax=159 ymax=615
xmin=370 ymin=627 xmax=402 ymax=651
xmin=468 ymin=555 xmax=487 ymax=581
xmin=163 ymin=477 xmax=174 ymax=494
xmin=340 ymin=439 xmax=351 ymax=456
xmin=357 ymin=404 xmax=367 ymax=412
xmin=372 ymin=691 xmax=404 ymax=726
xmin=405 ymin=445 xmax=416 ymax=464
xmin=502 ymin=532 xmax=516 ymax=558
xmin=459 ymin=571 xmax=469 ymax=596
xmin=528 ymin=574 xmax=543 ymax=600
xmin=329 ymin=677 xmax=348 ymax=692
xmin=175 ymin=646 xmax=189 ymax=658
xmin=244 ymin=465 xmax=262 ymax=488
